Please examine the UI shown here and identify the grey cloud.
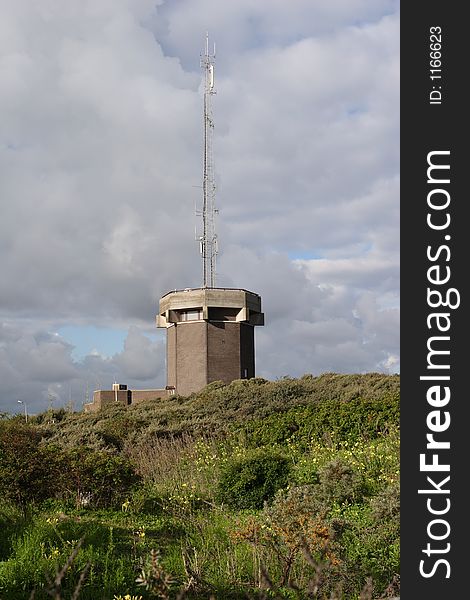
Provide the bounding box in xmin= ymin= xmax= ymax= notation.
xmin=113 ymin=326 xmax=166 ymax=380
xmin=0 ymin=321 xmax=165 ymax=414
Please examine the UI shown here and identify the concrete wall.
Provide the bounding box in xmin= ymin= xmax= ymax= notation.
xmin=175 ymin=321 xmax=208 ymax=397
xmin=163 ymin=321 xmax=257 ymax=395
xmin=158 ymin=287 xmax=264 ymax=328
xmin=131 ymin=389 xmax=168 ymax=404
xmin=84 ymin=390 xmax=130 ymax=412
xmin=167 ymin=325 xmax=177 ymax=389
xmin=84 ymin=388 xmax=167 ymax=412
xmin=207 ymin=321 xmax=241 ymax=384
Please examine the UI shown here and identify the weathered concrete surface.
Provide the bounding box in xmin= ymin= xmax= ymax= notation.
xmin=157 ymin=287 xmax=264 ymax=396
xmin=84 ymin=387 xmax=168 ymax=412
xmin=157 ymin=287 xmax=264 ymax=327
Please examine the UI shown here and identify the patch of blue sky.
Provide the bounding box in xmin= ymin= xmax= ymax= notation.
xmin=346 ymin=106 xmax=365 ymax=117
xmin=288 ymin=251 xmax=323 ymax=261
xmin=289 ymin=242 xmax=373 ymax=262
xmin=57 ymin=325 xmax=128 ymax=361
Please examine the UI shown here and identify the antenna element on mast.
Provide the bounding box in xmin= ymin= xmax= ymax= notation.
xmin=199 ymin=32 xmax=218 ymax=288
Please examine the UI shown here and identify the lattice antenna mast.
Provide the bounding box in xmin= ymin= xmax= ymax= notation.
xmin=200 ymin=32 xmax=218 ymax=288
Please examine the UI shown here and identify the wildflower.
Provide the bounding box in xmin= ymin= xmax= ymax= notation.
xmin=44 ymin=547 xmax=60 ymax=560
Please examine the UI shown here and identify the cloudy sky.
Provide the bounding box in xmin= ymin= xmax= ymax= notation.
xmin=1 ymin=0 xmax=399 ymax=415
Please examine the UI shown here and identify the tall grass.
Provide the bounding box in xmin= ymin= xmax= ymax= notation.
xmin=0 ymin=374 xmax=400 ymax=599
xmin=0 ymin=515 xmax=142 ymax=599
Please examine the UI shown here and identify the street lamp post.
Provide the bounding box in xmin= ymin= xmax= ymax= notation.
xmin=17 ymin=400 xmax=28 ymax=423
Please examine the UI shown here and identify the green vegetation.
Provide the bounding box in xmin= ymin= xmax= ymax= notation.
xmin=0 ymin=373 xmax=400 ymax=599
xmin=216 ymin=448 xmax=292 ymax=510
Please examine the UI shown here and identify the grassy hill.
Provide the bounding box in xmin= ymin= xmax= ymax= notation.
xmin=39 ymin=372 xmax=399 ymax=448
xmin=0 ymin=373 xmax=400 ymax=600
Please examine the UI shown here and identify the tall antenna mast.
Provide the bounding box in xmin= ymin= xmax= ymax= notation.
xmin=199 ymin=32 xmax=218 ymax=288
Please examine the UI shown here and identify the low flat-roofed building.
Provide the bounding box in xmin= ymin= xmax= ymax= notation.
xmin=83 ymin=383 xmax=170 ymax=413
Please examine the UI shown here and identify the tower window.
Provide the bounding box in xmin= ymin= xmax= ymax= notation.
xmin=180 ymin=309 xmax=203 ymax=321
xmin=208 ymin=307 xmax=239 ymax=321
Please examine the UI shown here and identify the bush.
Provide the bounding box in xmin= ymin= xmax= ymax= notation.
xmin=265 ymin=484 xmax=342 ymax=572
xmin=38 ymin=373 xmax=399 ymax=449
xmin=317 ymin=458 xmax=367 ymax=504
xmin=0 ymin=422 xmax=140 ymax=510
xmin=339 ymin=493 xmax=400 ymax=596
xmin=59 ymin=447 xmax=141 ymax=509
xmin=0 ymin=503 xmax=27 ymax=561
xmin=370 ymin=482 xmax=400 ymax=521
xmin=0 ymin=422 xmax=64 ymax=510
xmin=216 ymin=449 xmax=291 ymax=510
xmin=239 ymin=394 xmax=399 ymax=450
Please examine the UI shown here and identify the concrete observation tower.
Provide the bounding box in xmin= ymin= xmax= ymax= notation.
xmin=83 ymin=35 xmax=264 ymax=412
xmin=157 ymin=34 xmax=264 ymax=396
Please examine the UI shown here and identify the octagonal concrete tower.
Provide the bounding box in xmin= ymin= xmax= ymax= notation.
xmin=157 ymin=288 xmax=264 ymax=396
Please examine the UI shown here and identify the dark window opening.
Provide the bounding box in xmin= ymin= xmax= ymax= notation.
xmin=208 ymin=307 xmax=239 ymax=321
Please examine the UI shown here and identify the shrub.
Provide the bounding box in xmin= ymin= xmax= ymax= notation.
xmin=38 ymin=374 xmax=399 ymax=449
xmin=317 ymin=458 xmax=366 ymax=504
xmin=370 ymin=482 xmax=400 ymax=521
xmin=0 ymin=422 xmax=140 ymax=510
xmin=98 ymin=416 xmax=141 ymax=451
xmin=0 ymin=502 xmax=27 ymax=561
xmin=265 ymin=485 xmax=342 ymax=573
xmin=339 ymin=502 xmax=400 ymax=596
xmin=0 ymin=422 xmax=64 ymax=510
xmin=216 ymin=449 xmax=291 ymax=510
xmin=230 ymin=486 xmax=342 ymax=592
xmin=60 ymin=447 xmax=141 ymax=509
xmin=239 ymin=394 xmax=399 ymax=450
